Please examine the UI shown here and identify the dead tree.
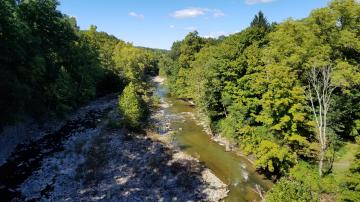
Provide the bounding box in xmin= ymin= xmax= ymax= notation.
xmin=306 ymin=66 xmax=336 ymax=177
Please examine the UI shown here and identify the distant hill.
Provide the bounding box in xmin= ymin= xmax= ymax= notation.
xmin=136 ymin=46 xmax=169 ymax=54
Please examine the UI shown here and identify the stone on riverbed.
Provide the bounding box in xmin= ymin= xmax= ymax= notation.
xmin=16 ymin=99 xmax=228 ymax=201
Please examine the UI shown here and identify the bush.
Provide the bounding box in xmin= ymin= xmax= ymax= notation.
xmin=266 ymin=178 xmax=318 ymax=202
xmin=255 ymin=140 xmax=297 ymax=177
xmin=118 ymin=82 xmax=144 ymax=129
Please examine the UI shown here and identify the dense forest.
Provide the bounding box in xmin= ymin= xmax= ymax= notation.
xmin=0 ymin=0 xmax=159 ymax=129
xmin=160 ymin=0 xmax=360 ymax=201
xmin=1 ymin=0 xmax=360 ymax=201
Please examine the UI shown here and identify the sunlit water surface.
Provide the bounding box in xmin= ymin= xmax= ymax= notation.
xmin=155 ymin=83 xmax=272 ymax=202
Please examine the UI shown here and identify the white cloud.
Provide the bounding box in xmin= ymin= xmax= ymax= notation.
xmin=171 ymin=8 xmax=225 ymax=19
xmin=245 ymin=0 xmax=276 ymax=5
xmin=171 ymin=8 xmax=207 ymax=18
xmin=169 ymin=25 xmax=175 ymax=29
xmin=129 ymin=12 xmax=144 ymax=20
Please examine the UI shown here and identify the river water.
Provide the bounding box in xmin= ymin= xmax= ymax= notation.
xmin=154 ymin=81 xmax=272 ymax=201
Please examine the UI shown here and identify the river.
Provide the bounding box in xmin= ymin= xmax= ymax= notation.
xmin=0 ymin=78 xmax=272 ymax=201
xmin=154 ymin=78 xmax=272 ymax=201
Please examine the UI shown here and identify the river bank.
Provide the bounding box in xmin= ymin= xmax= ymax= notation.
xmin=0 ymin=94 xmax=117 ymax=166
xmin=188 ymin=105 xmax=257 ymax=165
xmin=0 ymin=85 xmax=228 ymax=201
xmin=151 ymin=76 xmax=272 ymax=201
xmin=156 ymin=75 xmax=256 ymax=166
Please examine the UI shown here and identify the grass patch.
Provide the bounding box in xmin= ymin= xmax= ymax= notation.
xmin=333 ymin=143 xmax=359 ymax=182
xmin=333 ymin=143 xmax=359 ymax=175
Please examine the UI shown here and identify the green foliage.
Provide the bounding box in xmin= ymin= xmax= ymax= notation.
xmin=289 ymin=161 xmax=338 ymax=194
xmin=158 ymin=54 xmax=174 ymax=77
xmin=0 ymin=0 xmax=101 ymax=123
xmin=118 ymin=82 xmax=144 ymax=129
xmin=161 ymin=31 xmax=211 ymax=98
xmin=160 ymin=0 xmax=360 ymax=195
xmin=82 ymin=25 xmax=120 ymax=69
xmin=255 ymin=140 xmax=297 ymax=176
xmin=81 ymin=25 xmax=124 ymax=95
xmin=250 ymin=11 xmax=270 ymax=29
xmin=339 ymin=147 xmax=360 ymax=201
xmin=0 ymin=0 xmax=156 ymax=129
xmin=113 ymin=42 xmax=158 ymax=84
xmin=1 ymin=0 xmax=359 ymax=200
xmin=266 ymin=178 xmax=318 ymax=202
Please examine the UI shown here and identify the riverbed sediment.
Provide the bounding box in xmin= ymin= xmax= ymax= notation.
xmin=0 ymin=85 xmax=228 ymax=201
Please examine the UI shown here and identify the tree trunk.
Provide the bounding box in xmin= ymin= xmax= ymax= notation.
xmin=306 ymin=66 xmax=336 ymax=177
xmin=222 ymin=103 xmax=227 ymax=117
xmin=319 ymin=148 xmax=324 ymax=177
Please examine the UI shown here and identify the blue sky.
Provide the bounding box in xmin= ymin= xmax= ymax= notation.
xmin=58 ymin=0 xmax=329 ymax=50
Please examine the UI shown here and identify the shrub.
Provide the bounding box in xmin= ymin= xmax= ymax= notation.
xmin=118 ymin=82 xmax=144 ymax=129
xmin=266 ymin=178 xmax=318 ymax=202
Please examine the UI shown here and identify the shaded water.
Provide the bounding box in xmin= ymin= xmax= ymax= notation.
xmin=155 ymin=83 xmax=272 ymax=202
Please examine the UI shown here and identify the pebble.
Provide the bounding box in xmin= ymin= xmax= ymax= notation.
xmin=15 ymin=92 xmax=228 ymax=202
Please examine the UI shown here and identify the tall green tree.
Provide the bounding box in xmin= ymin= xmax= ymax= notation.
xmin=0 ymin=0 xmax=125 ymax=128
xmin=250 ymin=11 xmax=270 ymax=29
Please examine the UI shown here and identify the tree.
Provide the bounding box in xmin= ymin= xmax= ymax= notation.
xmin=164 ymin=31 xmax=208 ymax=98
xmin=161 ymin=0 xmax=360 ymax=199
xmin=118 ymin=82 xmax=143 ymax=129
xmin=113 ymin=42 xmax=157 ymax=84
xmin=306 ymin=66 xmax=336 ymax=176
xmin=0 ymin=0 xmax=125 ymax=128
xmin=82 ymin=25 xmax=120 ymax=70
xmin=190 ymin=45 xmax=224 ymax=120
xmin=250 ymin=11 xmax=270 ymax=29
xmin=255 ymin=140 xmax=297 ymax=177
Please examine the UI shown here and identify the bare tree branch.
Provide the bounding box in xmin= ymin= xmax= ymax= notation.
xmin=306 ymin=65 xmax=335 ymax=177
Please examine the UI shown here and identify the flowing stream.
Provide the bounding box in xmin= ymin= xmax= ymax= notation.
xmin=154 ymin=80 xmax=272 ymax=201
xmin=0 ymin=80 xmax=272 ymax=201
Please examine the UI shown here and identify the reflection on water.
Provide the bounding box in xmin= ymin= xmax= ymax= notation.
xmin=154 ymin=83 xmax=272 ymax=202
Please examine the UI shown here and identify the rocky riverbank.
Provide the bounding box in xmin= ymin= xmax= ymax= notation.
xmin=0 ymin=86 xmax=228 ymax=201
xmin=150 ymin=76 xmax=228 ymax=200
xmin=0 ymin=94 xmax=118 ymax=166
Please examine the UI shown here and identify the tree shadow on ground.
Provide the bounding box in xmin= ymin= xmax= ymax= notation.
xmin=75 ymin=127 xmax=210 ymax=202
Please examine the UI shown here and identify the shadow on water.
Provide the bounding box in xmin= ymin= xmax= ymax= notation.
xmin=0 ymin=110 xmax=103 ymax=201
